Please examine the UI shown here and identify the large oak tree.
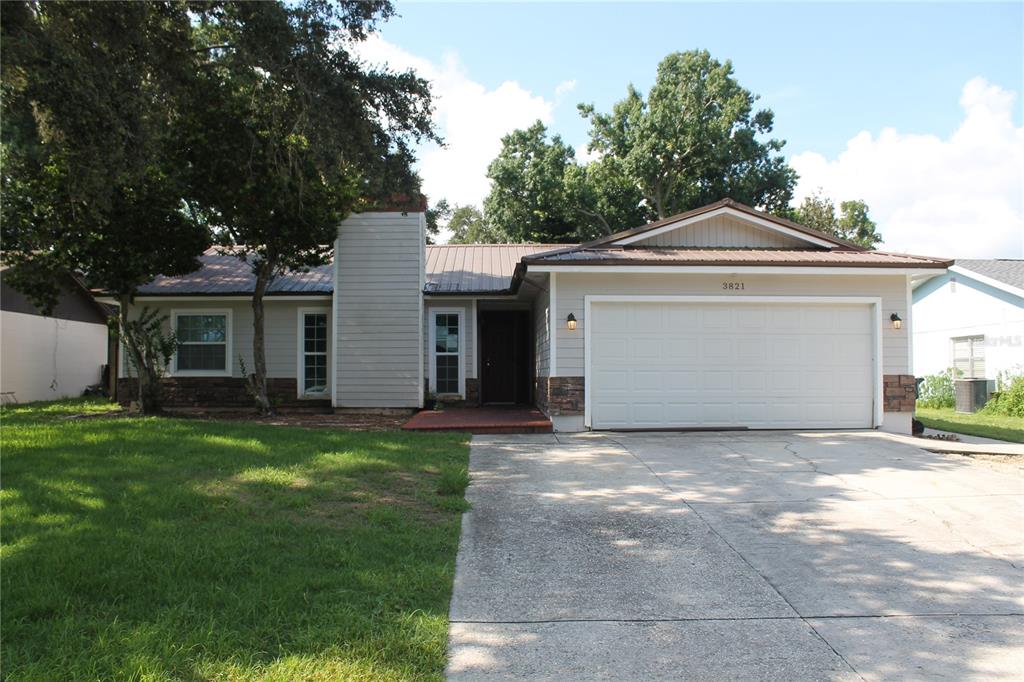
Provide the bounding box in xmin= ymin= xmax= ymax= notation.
xmin=0 ymin=1 xmax=209 ymax=412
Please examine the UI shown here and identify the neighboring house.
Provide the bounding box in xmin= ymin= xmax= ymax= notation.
xmin=1 ymin=266 xmax=112 ymax=403
xmin=912 ymin=259 xmax=1024 ymax=383
xmin=117 ymin=197 xmax=951 ymax=434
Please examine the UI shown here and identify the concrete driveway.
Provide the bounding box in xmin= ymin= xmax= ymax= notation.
xmin=446 ymin=431 xmax=1023 ymax=680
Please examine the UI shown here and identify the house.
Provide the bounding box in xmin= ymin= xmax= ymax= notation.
xmin=1 ymin=266 xmax=112 ymax=403
xmin=912 ymin=259 xmax=1024 ymax=383
xmin=117 ymin=198 xmax=951 ymax=434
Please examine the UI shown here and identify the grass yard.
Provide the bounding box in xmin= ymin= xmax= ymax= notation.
xmin=1 ymin=399 xmax=470 ymax=681
xmin=916 ymin=406 xmax=1024 ymax=443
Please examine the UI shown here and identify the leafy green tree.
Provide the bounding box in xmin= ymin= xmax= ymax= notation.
xmin=186 ymin=1 xmax=437 ymax=413
xmin=425 ymin=199 xmax=451 ymax=244
xmin=447 ymin=205 xmax=502 ymax=244
xmin=0 ymin=1 xmax=209 ymax=412
xmin=483 ymin=122 xmax=578 ymax=243
xmin=579 ymin=50 xmax=797 ymax=219
xmin=795 ymin=191 xmax=882 ymax=248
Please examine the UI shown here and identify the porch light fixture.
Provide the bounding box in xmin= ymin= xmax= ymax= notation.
xmin=566 ymin=313 xmax=577 ymax=331
xmin=890 ymin=313 xmax=902 ymax=330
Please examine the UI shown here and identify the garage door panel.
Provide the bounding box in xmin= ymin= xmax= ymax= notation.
xmin=590 ymin=301 xmax=874 ymax=430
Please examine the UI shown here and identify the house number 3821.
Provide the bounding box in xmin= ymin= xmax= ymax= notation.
xmin=722 ymin=282 xmax=745 ymax=290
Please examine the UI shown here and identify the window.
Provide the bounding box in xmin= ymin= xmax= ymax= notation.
xmin=175 ymin=313 xmax=228 ymax=373
xmin=952 ymin=335 xmax=985 ymax=378
xmin=301 ymin=312 xmax=329 ymax=395
xmin=432 ymin=311 xmax=462 ymax=394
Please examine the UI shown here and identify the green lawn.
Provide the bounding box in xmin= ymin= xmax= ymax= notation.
xmin=1 ymin=399 xmax=470 ymax=681
xmin=916 ymin=406 xmax=1024 ymax=443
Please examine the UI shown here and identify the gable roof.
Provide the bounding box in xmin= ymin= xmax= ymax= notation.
xmin=587 ymin=198 xmax=866 ymax=251
xmin=425 ymin=244 xmax=564 ymax=294
xmin=950 ymin=259 xmax=1024 ymax=296
xmin=136 ymin=248 xmax=333 ymax=296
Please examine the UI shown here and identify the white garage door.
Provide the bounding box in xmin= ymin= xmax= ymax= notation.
xmin=589 ymin=301 xmax=875 ymax=430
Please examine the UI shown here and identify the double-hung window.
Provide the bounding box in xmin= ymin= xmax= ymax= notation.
xmin=952 ymin=335 xmax=985 ymax=378
xmin=300 ymin=310 xmax=329 ymax=396
xmin=431 ymin=311 xmax=462 ymax=395
xmin=174 ymin=312 xmax=229 ymax=373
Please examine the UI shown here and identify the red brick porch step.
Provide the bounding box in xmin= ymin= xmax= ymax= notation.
xmin=402 ymin=407 xmax=553 ymax=434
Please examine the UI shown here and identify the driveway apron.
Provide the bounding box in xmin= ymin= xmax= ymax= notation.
xmin=446 ymin=431 xmax=1023 ymax=681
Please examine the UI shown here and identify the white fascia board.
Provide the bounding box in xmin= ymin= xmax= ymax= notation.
xmin=613 ymin=206 xmax=837 ymax=249
xmin=526 ymin=265 xmax=943 ymax=276
xmin=949 ymin=265 xmax=1024 ymax=298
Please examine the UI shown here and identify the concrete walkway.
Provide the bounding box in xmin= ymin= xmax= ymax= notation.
xmin=447 ymin=431 xmax=1024 ymax=680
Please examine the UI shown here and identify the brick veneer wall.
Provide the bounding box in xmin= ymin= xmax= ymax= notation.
xmin=883 ymin=374 xmax=916 ymax=412
xmin=117 ymin=377 xmax=329 ymax=409
xmin=535 ymin=377 xmax=549 ymax=413
xmin=545 ymin=376 xmax=584 ymax=416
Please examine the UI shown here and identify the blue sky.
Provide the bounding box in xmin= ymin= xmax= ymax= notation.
xmin=360 ymin=2 xmax=1024 ymax=256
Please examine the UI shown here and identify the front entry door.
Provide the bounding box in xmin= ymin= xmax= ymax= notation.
xmin=480 ymin=311 xmax=530 ymax=404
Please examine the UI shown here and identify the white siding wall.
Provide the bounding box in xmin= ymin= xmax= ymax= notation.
xmin=634 ymin=215 xmax=808 ymax=248
xmin=1 ymin=311 xmax=108 ymax=402
xmin=553 ymin=273 xmax=911 ymax=377
xmin=423 ymin=299 xmax=475 ymax=393
xmin=913 ymin=278 xmax=1024 ymax=379
xmin=118 ymin=299 xmax=323 ymax=379
xmin=335 ymin=212 xmax=424 ymax=408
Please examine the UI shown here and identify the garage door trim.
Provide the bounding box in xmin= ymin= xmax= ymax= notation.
xmin=583 ymin=295 xmax=883 ymax=429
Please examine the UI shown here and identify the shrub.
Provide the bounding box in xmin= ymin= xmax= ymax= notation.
xmin=981 ymin=369 xmax=1024 ymax=418
xmin=916 ymin=368 xmax=960 ymax=409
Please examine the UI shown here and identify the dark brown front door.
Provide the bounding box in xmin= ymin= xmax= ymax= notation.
xmin=480 ymin=310 xmax=531 ymax=404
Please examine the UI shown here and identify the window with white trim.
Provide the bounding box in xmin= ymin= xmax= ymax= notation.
xmin=952 ymin=335 xmax=985 ymax=378
xmin=433 ymin=312 xmax=461 ymax=394
xmin=301 ymin=312 xmax=329 ymax=395
xmin=175 ymin=314 xmax=227 ymax=372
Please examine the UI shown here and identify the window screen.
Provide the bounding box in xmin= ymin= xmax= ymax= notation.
xmin=952 ymin=335 xmax=985 ymax=378
xmin=434 ymin=313 xmax=460 ymax=394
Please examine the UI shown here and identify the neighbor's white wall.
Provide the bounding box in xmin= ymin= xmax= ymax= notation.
xmin=118 ymin=299 xmax=316 ymax=379
xmin=913 ymin=278 xmax=1024 ymax=379
xmin=1 ymin=310 xmax=107 ymax=402
xmin=552 ymin=272 xmax=911 ymax=376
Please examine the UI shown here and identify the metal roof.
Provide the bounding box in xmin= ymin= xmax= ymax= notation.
xmin=425 ymin=244 xmax=564 ymax=294
xmin=523 ymin=247 xmax=952 ymax=268
xmin=954 ymin=259 xmax=1024 ymax=293
xmin=136 ymin=248 xmax=333 ymax=296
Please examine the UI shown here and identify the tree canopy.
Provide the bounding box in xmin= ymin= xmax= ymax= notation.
xmin=794 ymin=191 xmax=882 ymax=249
xmin=475 ymin=50 xmax=798 ymax=244
xmin=1 ymin=1 xmax=437 ymax=412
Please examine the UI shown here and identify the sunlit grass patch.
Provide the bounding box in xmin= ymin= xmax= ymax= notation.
xmin=1 ymin=399 xmax=469 ymax=680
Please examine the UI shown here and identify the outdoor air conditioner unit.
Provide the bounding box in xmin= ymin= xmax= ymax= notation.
xmin=954 ymin=379 xmax=990 ymax=413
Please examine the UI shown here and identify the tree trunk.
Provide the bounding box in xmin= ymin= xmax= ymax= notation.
xmin=249 ymin=264 xmax=273 ymax=415
xmin=118 ymin=294 xmax=160 ymax=413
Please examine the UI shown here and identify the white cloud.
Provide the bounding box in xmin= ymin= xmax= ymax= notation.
xmin=791 ymin=77 xmax=1024 ymax=258
xmin=555 ymin=79 xmax=577 ymax=99
xmin=354 ymin=34 xmax=556 ymax=212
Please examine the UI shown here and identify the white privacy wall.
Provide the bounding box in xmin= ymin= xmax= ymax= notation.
xmin=913 ymin=278 xmax=1024 ymax=378
xmin=1 ymin=311 xmax=107 ymax=402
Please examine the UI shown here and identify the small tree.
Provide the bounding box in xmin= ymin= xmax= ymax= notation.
xmin=117 ymin=308 xmax=177 ymax=411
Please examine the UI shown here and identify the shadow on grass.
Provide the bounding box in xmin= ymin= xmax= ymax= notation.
xmin=2 ymin=403 xmax=470 ymax=680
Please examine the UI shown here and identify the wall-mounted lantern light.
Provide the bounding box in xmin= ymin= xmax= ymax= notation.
xmin=567 ymin=313 xmax=577 ymax=331
xmin=890 ymin=313 xmax=902 ymax=330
